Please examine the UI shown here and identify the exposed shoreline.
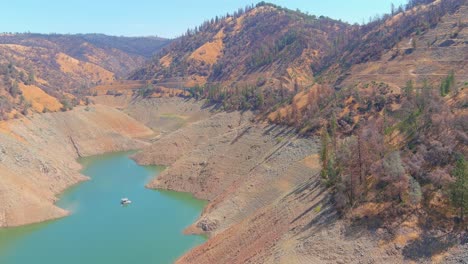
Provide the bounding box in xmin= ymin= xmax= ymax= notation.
xmin=0 ymin=104 xmax=152 ymax=227
xmin=1 ymin=97 xmax=465 ymax=263
xmin=126 ymin=97 xmax=466 ymax=264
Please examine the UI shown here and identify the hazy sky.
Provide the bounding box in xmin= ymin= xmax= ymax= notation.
xmin=1 ymin=0 xmax=407 ymax=38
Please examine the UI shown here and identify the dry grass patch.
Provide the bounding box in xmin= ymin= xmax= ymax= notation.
xmin=56 ymin=53 xmax=115 ymax=83
xmin=184 ymin=75 xmax=208 ymax=87
xmin=160 ymin=54 xmax=173 ymax=68
xmin=189 ymin=29 xmax=224 ymax=65
xmin=19 ymin=83 xmax=62 ymax=112
xmin=0 ymin=121 xmax=26 ymax=142
xmin=92 ymin=80 xmax=146 ymax=95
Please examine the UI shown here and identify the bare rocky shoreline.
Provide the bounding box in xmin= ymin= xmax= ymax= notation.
xmin=127 ymin=97 xmax=467 ymax=264
xmin=0 ymin=104 xmax=152 ymax=227
xmin=1 ymin=96 xmax=465 ymax=263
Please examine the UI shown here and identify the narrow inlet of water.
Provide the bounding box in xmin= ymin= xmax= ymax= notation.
xmin=0 ymin=152 xmax=206 ymax=264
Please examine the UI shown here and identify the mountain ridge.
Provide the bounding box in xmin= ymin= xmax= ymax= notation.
xmin=0 ymin=33 xmax=170 ymax=119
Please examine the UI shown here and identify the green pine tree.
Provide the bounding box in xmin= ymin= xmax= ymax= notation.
xmin=450 ymin=155 xmax=467 ymax=221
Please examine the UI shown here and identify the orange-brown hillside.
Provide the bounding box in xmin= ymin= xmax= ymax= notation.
xmin=0 ymin=33 xmax=170 ymax=118
xmin=130 ymin=3 xmax=350 ymax=91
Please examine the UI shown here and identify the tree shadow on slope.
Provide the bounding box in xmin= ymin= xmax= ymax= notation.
xmin=399 ymin=205 xmax=467 ymax=261
xmin=288 ymin=181 xmax=387 ymax=242
xmin=342 ymin=215 xmax=385 ymax=240
xmin=286 ymin=178 xmax=339 ymax=240
xmin=299 ymin=200 xmax=339 ymax=237
xmin=262 ymin=124 xmax=296 ymax=139
xmin=402 ymin=233 xmax=460 ymax=261
xmin=285 ymin=175 xmax=324 ymax=202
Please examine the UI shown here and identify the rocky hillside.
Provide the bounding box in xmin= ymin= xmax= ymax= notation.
xmin=130 ymin=2 xmax=350 ymax=92
xmin=127 ymin=0 xmax=467 ymax=262
xmin=0 ymin=0 xmax=465 ymax=262
xmin=130 ymin=1 xmax=465 ymax=112
xmin=271 ymin=0 xmax=467 ymax=224
xmin=0 ymin=33 xmax=170 ymax=119
xmin=126 ymin=97 xmax=466 ymax=264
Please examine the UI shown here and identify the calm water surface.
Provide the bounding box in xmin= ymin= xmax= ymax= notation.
xmin=0 ymin=152 xmax=206 ymax=264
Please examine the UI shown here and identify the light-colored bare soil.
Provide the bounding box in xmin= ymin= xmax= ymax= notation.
xmin=123 ymin=97 xmax=214 ymax=137
xmin=133 ymin=111 xmax=252 ymax=166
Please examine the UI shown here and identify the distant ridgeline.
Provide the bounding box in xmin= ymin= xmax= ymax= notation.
xmin=0 ymin=33 xmax=170 ymax=119
xmin=131 ymin=0 xmax=464 ymax=110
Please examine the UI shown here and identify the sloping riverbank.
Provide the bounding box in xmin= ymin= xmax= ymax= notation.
xmin=128 ymin=97 xmax=466 ymax=264
xmin=2 ymin=96 xmax=465 ymax=263
xmin=0 ymin=105 xmax=152 ymax=227
xmin=0 ymin=152 xmax=205 ymax=264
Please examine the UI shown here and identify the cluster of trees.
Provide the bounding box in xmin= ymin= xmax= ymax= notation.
xmin=451 ymin=156 xmax=467 ymax=220
xmin=320 ymin=0 xmax=464 ymax=73
xmin=0 ymin=62 xmax=38 ymax=119
xmin=188 ymin=83 xmax=299 ymax=112
xmin=0 ymin=61 xmax=84 ymax=117
xmin=440 ymin=70 xmax=455 ymax=96
xmin=318 ymin=76 xmax=467 ymax=221
xmin=139 ymin=1 xmax=259 ymax=80
xmin=59 ymin=98 xmax=75 ymax=112
xmin=183 ymin=4 xmax=256 ymax=38
xmin=0 ymin=62 xmax=35 ymax=97
xmin=321 ymin=118 xmax=414 ymax=209
xmin=245 ymin=30 xmax=302 ymax=71
xmin=211 ymin=6 xmax=346 ymax=82
xmin=272 ymin=84 xmax=334 ymax=130
xmin=133 ymin=84 xmax=171 ymax=98
xmin=0 ymin=96 xmax=13 ymax=120
xmin=133 ymin=1 xmax=348 ymax=87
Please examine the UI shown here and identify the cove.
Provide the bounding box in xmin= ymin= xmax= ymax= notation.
xmin=0 ymin=152 xmax=206 ymax=264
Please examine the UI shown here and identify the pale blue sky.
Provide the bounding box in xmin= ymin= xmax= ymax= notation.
xmin=1 ymin=0 xmax=407 ymax=38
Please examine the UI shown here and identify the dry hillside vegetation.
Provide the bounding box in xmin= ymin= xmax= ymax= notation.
xmin=129 ymin=0 xmax=467 ymax=262
xmin=129 ymin=98 xmax=465 ymax=263
xmin=130 ymin=2 xmax=349 ymax=92
xmin=19 ymin=83 xmax=63 ymax=112
xmin=267 ymin=0 xmax=467 ymax=238
xmin=0 ymin=33 xmax=169 ymax=119
xmin=56 ymin=52 xmax=115 ymax=83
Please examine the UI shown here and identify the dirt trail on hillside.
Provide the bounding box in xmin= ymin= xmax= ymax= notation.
xmin=0 ymin=105 xmax=153 ymax=227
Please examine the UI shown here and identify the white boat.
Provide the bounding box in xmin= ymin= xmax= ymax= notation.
xmin=120 ymin=198 xmax=132 ymax=205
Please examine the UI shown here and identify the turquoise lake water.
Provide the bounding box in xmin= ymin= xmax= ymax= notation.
xmin=0 ymin=152 xmax=206 ymax=264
